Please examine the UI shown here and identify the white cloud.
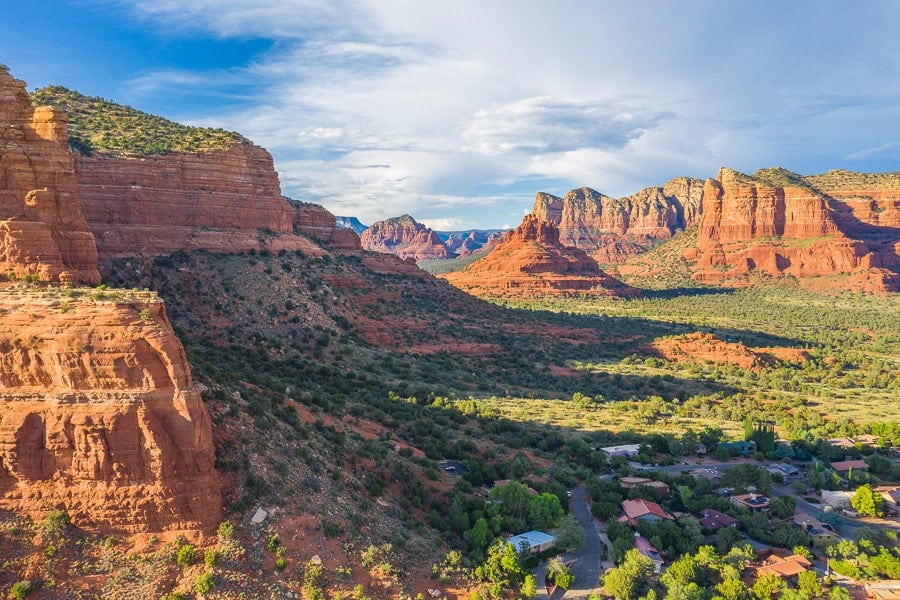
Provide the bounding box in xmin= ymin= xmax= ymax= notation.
xmin=119 ymin=1 xmax=900 ymax=227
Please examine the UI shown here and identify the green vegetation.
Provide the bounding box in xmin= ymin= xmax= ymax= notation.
xmin=851 ymin=484 xmax=886 ymax=517
xmin=31 ymin=86 xmax=246 ymax=156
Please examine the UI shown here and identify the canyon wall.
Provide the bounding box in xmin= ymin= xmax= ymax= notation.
xmin=691 ymin=168 xmax=899 ymax=292
xmin=531 ymin=177 xmax=704 ymax=262
xmin=360 ymin=214 xmax=454 ymax=260
xmin=441 ymin=215 xmax=638 ymax=298
xmin=0 ymin=67 xmax=99 ymax=284
xmin=0 ymin=291 xmax=220 ymax=532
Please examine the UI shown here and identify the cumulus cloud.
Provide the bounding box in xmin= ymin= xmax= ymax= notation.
xmin=463 ymin=97 xmax=673 ymax=154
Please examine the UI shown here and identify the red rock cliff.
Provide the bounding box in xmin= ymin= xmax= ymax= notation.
xmin=692 ymin=167 xmax=899 ymax=292
xmin=75 ymin=145 xmax=326 ymax=259
xmin=441 ymin=215 xmax=638 ymax=298
xmin=530 ymin=178 xmax=704 ymax=262
xmin=0 ymin=290 xmax=221 ymax=533
xmin=360 ymin=214 xmax=454 ymax=260
xmin=0 ymin=67 xmax=99 ymax=284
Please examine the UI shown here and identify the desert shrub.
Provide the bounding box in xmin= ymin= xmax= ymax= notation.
xmin=176 ymin=544 xmax=196 ymax=567
xmin=217 ymin=520 xmax=234 ymax=540
xmin=204 ymin=549 xmax=220 ymax=567
xmin=193 ymin=572 xmax=215 ymax=595
xmin=9 ymin=581 xmax=33 ymax=600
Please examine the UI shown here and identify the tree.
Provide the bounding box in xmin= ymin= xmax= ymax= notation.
xmin=828 ymin=587 xmax=850 ymax=600
xmin=527 ymin=492 xmax=564 ymax=530
xmin=797 ymin=572 xmax=822 ymax=599
xmin=716 ymin=577 xmax=750 ymax=600
xmin=751 ymin=573 xmax=785 ymax=600
xmin=547 ymin=557 xmax=574 ymax=590
xmin=850 ymin=484 xmax=886 ymax=517
xmin=553 ymin=514 xmax=585 ymax=552
xmin=770 ymin=496 xmax=797 ymax=519
xmin=520 ymin=574 xmax=538 ymax=599
xmin=602 ymin=549 xmax=653 ymax=600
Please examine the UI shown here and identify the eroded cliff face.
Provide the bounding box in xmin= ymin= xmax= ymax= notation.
xmin=75 ymin=146 xmax=326 ymax=259
xmin=291 ymin=200 xmax=363 ymax=252
xmin=441 ymin=215 xmax=637 ymax=298
xmin=530 ymin=178 xmax=704 ymax=263
xmin=692 ymin=167 xmax=899 ymax=292
xmin=0 ymin=67 xmax=99 ymax=284
xmin=0 ymin=289 xmax=220 ymax=532
xmin=360 ymin=215 xmax=454 ymax=260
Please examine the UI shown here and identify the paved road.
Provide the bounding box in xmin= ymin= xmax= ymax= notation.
xmin=533 ymin=484 xmax=605 ymax=599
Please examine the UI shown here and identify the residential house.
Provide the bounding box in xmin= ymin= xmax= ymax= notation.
xmin=821 ymin=490 xmax=855 ymax=509
xmin=755 ymin=554 xmax=812 ymax=581
xmin=865 ymin=581 xmax=900 ymax=600
xmin=766 ymin=463 xmax=800 ymax=482
xmin=621 ymin=498 xmax=673 ymax=526
xmin=619 ymin=476 xmax=670 ymax=499
xmin=793 ymin=513 xmax=839 ymax=548
xmin=831 ymin=459 xmax=868 ymax=474
xmin=634 ymin=535 xmax=665 ymax=574
xmin=506 ymin=531 xmax=557 ymax=554
xmin=600 ymin=444 xmax=641 ymax=459
xmin=731 ymin=493 xmax=770 ymax=511
xmin=698 ymin=508 xmax=740 ymax=531
xmin=874 ymin=485 xmax=900 ymax=516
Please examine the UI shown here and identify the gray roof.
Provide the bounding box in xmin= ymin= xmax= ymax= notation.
xmin=507 ymin=530 xmax=556 ymax=550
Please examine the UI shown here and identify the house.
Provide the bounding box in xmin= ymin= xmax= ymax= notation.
xmin=506 ymin=530 xmax=557 ymax=554
xmin=621 ymin=498 xmax=673 ymax=526
xmin=731 ymin=493 xmax=770 ymax=511
xmin=821 ymin=490 xmax=855 ymax=509
xmin=600 ymin=444 xmax=641 ymax=459
xmin=766 ymin=463 xmax=800 ymax=482
xmin=793 ymin=513 xmax=839 ymax=548
xmin=865 ymin=581 xmax=900 ymax=600
xmin=618 ymin=476 xmax=670 ymax=498
xmin=873 ymin=485 xmax=900 ymax=515
xmin=719 ymin=441 xmax=757 ymax=456
xmin=755 ymin=554 xmax=811 ymax=580
xmin=634 ymin=535 xmax=665 ymax=574
xmin=698 ymin=508 xmax=739 ymax=531
xmin=831 ymin=459 xmax=868 ymax=474
xmin=828 ymin=437 xmax=856 ymax=450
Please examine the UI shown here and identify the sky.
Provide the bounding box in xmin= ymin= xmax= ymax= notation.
xmin=2 ymin=1 xmax=899 ymax=230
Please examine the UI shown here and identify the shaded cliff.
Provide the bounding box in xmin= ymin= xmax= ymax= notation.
xmin=692 ymin=167 xmax=899 ymax=292
xmin=531 ymin=177 xmax=704 ymax=263
xmin=441 ymin=215 xmax=637 ymax=298
xmin=0 ymin=68 xmax=99 ymax=284
xmin=360 ymin=214 xmax=455 ymax=260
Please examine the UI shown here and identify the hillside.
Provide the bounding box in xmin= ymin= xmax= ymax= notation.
xmin=31 ymin=86 xmax=246 ymax=156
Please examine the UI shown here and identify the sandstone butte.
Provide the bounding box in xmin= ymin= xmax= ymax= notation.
xmin=443 ymin=230 xmax=504 ymax=257
xmin=441 ymin=214 xmax=639 ymax=298
xmin=531 ymin=177 xmax=705 ymax=263
xmin=0 ymin=65 xmax=221 ymax=533
xmin=0 ymin=67 xmax=100 ymax=285
xmin=691 ymin=167 xmax=900 ymax=292
xmin=360 ymin=214 xmax=455 ymax=260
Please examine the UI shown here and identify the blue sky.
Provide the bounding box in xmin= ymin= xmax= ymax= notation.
xmin=3 ymin=1 xmax=899 ymax=229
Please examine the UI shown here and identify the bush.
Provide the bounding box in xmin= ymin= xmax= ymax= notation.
xmin=9 ymin=581 xmax=33 ymax=600
xmin=176 ymin=544 xmax=196 ymax=567
xmin=42 ymin=510 xmax=70 ymax=537
xmin=193 ymin=572 xmax=215 ymax=595
xmin=204 ymin=549 xmax=220 ymax=567
xmin=216 ymin=520 xmax=234 ymax=540
xmin=266 ymin=533 xmax=280 ymax=551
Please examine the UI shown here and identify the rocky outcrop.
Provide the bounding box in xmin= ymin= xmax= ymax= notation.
xmin=692 ymin=167 xmax=899 ymax=292
xmin=291 ymin=201 xmax=363 ymax=252
xmin=443 ymin=230 xmax=504 ymax=257
xmin=0 ymin=289 xmax=221 ymax=533
xmin=531 ymin=178 xmax=704 ymax=263
xmin=0 ymin=67 xmax=99 ymax=284
xmin=360 ymin=214 xmax=454 ymax=260
xmin=75 ymin=146 xmax=325 ymax=259
xmin=650 ymin=332 xmax=810 ymax=370
xmin=441 ymin=215 xmax=638 ymax=298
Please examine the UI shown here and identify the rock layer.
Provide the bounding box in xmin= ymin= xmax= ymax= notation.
xmin=75 ymin=146 xmax=325 ymax=259
xmin=0 ymin=67 xmax=99 ymax=284
xmin=360 ymin=215 xmax=454 ymax=260
xmin=0 ymin=291 xmax=221 ymax=532
xmin=531 ymin=178 xmax=704 ymax=262
xmin=441 ymin=215 xmax=637 ymax=298
xmin=692 ymin=167 xmax=899 ymax=291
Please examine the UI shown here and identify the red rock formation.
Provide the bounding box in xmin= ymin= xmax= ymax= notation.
xmin=692 ymin=167 xmax=899 ymax=291
xmin=291 ymin=200 xmax=362 ymax=252
xmin=650 ymin=332 xmax=810 ymax=370
xmin=530 ymin=178 xmax=704 ymax=263
xmin=360 ymin=214 xmax=454 ymax=260
xmin=444 ymin=230 xmax=504 ymax=257
xmin=0 ymin=291 xmax=220 ymax=533
xmin=0 ymin=67 xmax=100 ymax=284
xmin=75 ymin=146 xmax=325 ymax=259
xmin=441 ymin=215 xmax=638 ymax=298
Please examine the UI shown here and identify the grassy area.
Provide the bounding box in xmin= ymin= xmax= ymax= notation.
xmin=31 ymin=86 xmax=246 ymax=156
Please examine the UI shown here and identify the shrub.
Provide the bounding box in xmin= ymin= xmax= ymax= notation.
xmin=9 ymin=581 xmax=33 ymax=600
xmin=42 ymin=510 xmax=70 ymax=537
xmin=275 ymin=546 xmax=288 ymax=571
xmin=193 ymin=572 xmax=215 ymax=595
xmin=216 ymin=520 xmax=234 ymax=540
xmin=176 ymin=544 xmax=196 ymax=567
xmin=266 ymin=533 xmax=280 ymax=551
xmin=204 ymin=549 xmax=220 ymax=567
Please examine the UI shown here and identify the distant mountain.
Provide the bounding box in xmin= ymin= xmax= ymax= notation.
xmin=335 ymin=216 xmax=368 ymax=234
xmin=439 ymin=229 xmax=505 ymax=257
xmin=360 ymin=214 xmax=455 ymax=260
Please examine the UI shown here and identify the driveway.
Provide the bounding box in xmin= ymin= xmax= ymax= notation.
xmin=533 ymin=484 xmax=607 ymax=599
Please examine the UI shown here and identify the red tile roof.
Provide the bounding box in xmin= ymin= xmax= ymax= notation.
xmin=621 ymin=498 xmax=672 ymax=525
xmin=831 ymin=460 xmax=868 ymax=472
xmin=755 ymin=554 xmax=811 ymax=578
